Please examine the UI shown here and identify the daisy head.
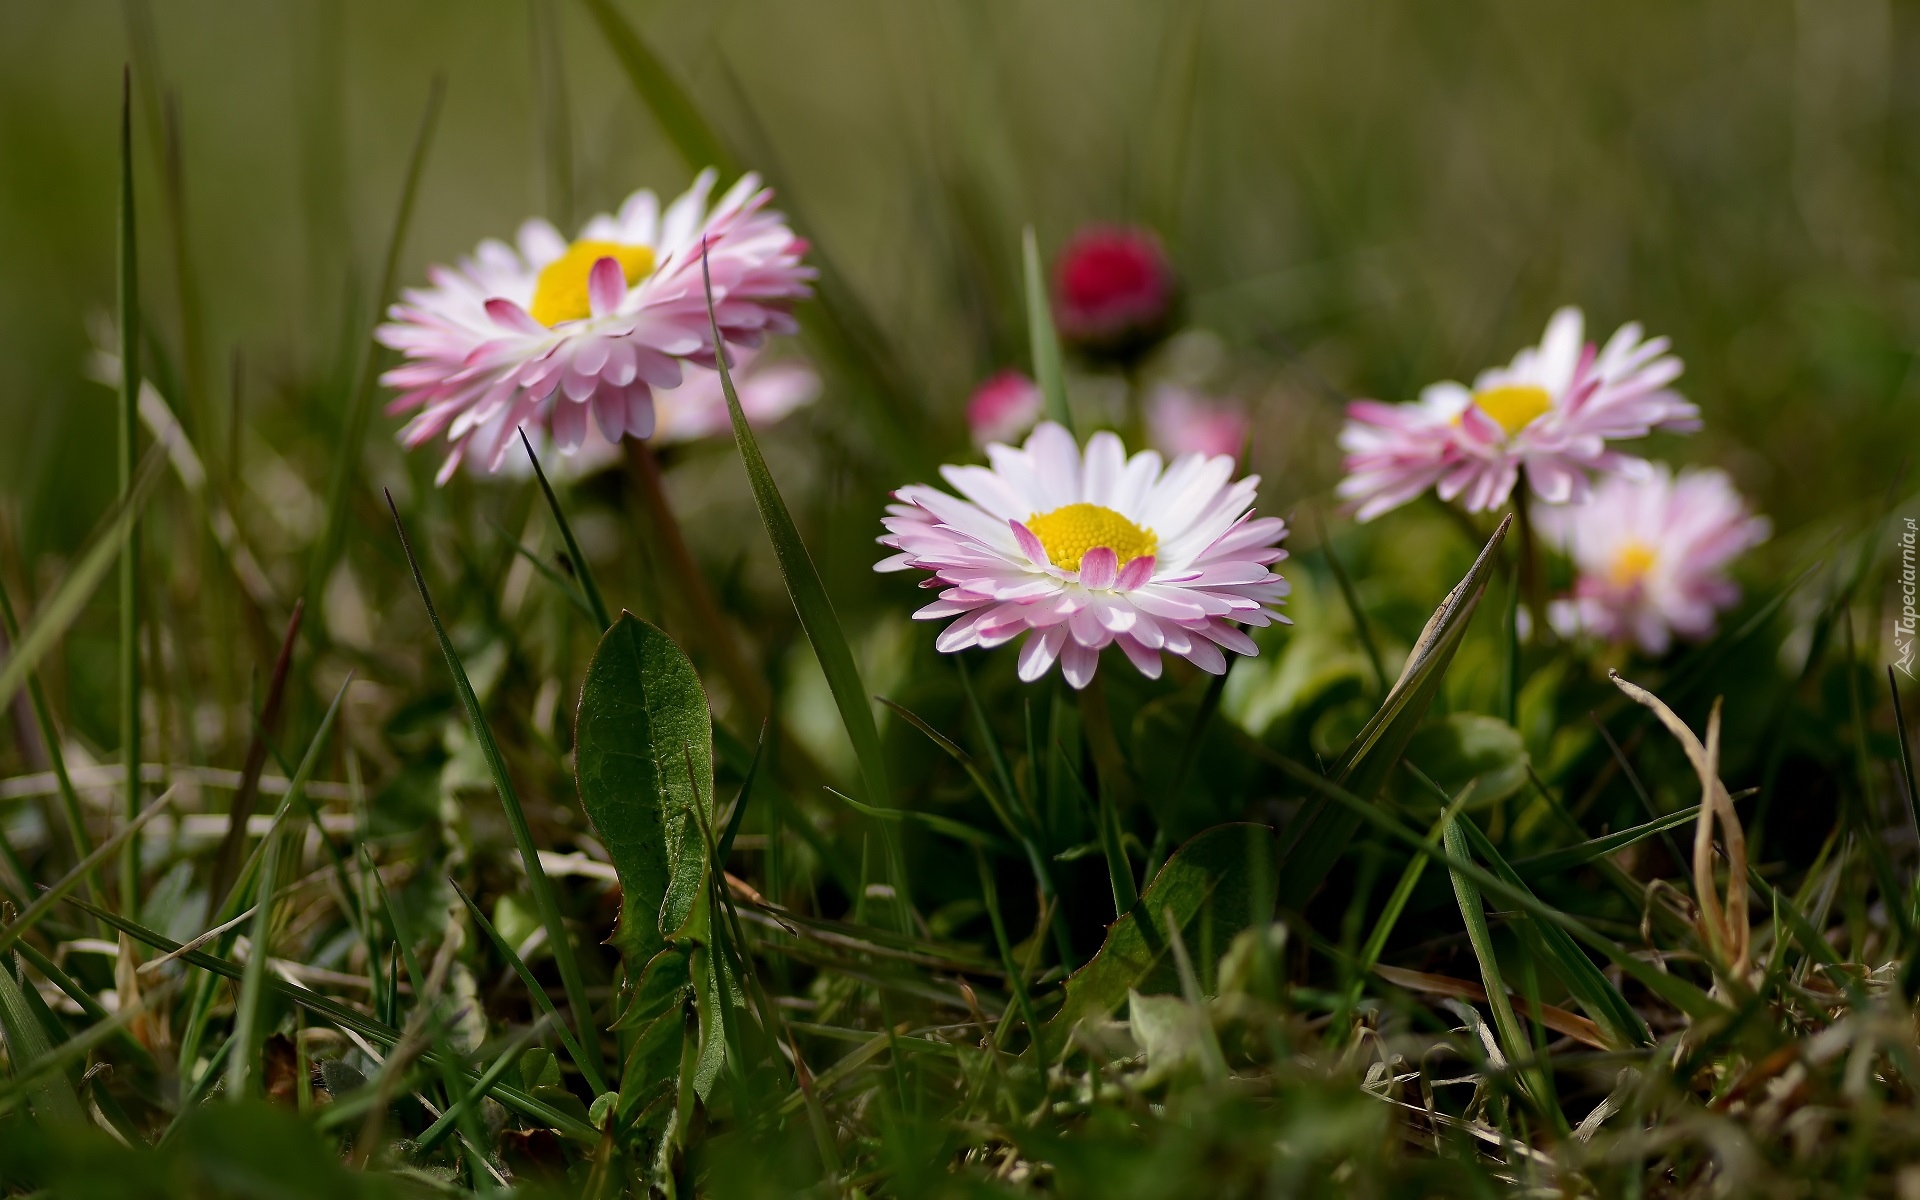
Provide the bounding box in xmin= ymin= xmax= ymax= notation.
xmin=377 ymin=169 xmax=814 ymax=483
xmin=1337 ymin=307 xmax=1700 ymax=521
xmin=876 ymin=421 xmax=1290 ymax=689
xmin=1537 ymin=465 xmax=1769 ymax=656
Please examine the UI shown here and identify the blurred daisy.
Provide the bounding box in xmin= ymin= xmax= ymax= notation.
xmin=966 ymin=369 xmax=1043 ymax=447
xmin=1337 ymin=307 xmax=1699 ymax=521
xmin=1054 ymin=224 xmax=1176 ymax=358
xmin=876 ymin=421 xmax=1289 ymax=688
xmin=1537 ymin=465 xmax=1769 ymax=655
xmin=1145 ymin=384 xmax=1250 ymax=460
xmin=378 ymin=169 xmax=813 ymax=483
xmin=482 ymin=352 xmax=820 ymax=482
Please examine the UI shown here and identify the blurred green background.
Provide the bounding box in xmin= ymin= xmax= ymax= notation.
xmin=0 ymin=0 xmax=1913 ymax=755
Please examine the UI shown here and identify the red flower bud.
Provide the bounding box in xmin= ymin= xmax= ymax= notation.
xmin=1053 ymin=225 xmax=1176 ymax=358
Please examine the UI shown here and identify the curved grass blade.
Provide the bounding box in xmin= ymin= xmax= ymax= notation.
xmin=387 ymin=491 xmax=602 ymax=1087
xmin=577 ymin=0 xmax=735 ymax=174
xmin=825 ymin=785 xmax=1009 ymax=852
xmin=1022 ymin=227 xmax=1072 ymax=435
xmin=717 ymin=719 xmax=767 ymax=863
xmin=520 ymin=427 xmax=611 ymax=630
xmin=308 ymin=77 xmax=444 ymax=613
xmin=225 ymin=819 xmax=283 ymax=1101
xmin=0 ymin=787 xmax=176 ymax=961
xmin=415 ymin=1015 xmax=554 ymax=1154
xmin=1512 ymin=804 xmax=1702 ymax=878
xmin=488 ymin=517 xmax=596 ymax=621
xmin=0 ymin=582 xmax=100 ymax=912
xmin=1276 ymin=514 xmax=1510 ymax=910
xmin=0 ymin=953 xmax=84 ymax=1125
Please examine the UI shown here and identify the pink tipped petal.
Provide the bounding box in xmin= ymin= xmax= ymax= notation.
xmin=1115 ymin=553 xmax=1155 ymax=591
xmin=1060 ymin=640 xmax=1100 ymax=690
xmin=1116 ymin=635 xmax=1162 ymax=679
xmin=1080 ymin=547 xmax=1119 ymax=590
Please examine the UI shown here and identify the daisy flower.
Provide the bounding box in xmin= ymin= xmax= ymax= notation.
xmin=1537 ymin=465 xmax=1769 ymax=655
xmin=1337 ymin=307 xmax=1700 ymax=521
xmin=1145 ymin=384 xmax=1250 ymax=460
xmin=377 ymin=169 xmax=814 ymax=483
xmin=481 ymin=352 xmax=820 ymax=482
xmin=876 ymin=421 xmax=1290 ymax=689
xmin=966 ymin=369 xmax=1044 ymax=447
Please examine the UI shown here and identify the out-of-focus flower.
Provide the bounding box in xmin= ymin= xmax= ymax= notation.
xmin=377 ymin=169 xmax=814 ymax=483
xmin=1538 ymin=465 xmax=1769 ymax=655
xmin=966 ymin=369 xmax=1044 ymax=447
xmin=1054 ymin=225 xmax=1176 ymax=356
xmin=484 ymin=352 xmax=821 ymax=482
xmin=1145 ymin=385 xmax=1250 ymax=460
xmin=875 ymin=421 xmax=1289 ymax=689
xmin=1337 ymin=307 xmax=1699 ymax=521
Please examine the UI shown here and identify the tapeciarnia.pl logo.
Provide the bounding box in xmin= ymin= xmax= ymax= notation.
xmin=1898 ymin=516 xmax=1917 ymax=679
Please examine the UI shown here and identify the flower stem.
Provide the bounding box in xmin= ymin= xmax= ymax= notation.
xmin=625 ymin=438 xmax=771 ymax=719
xmin=1512 ymin=489 xmax=1545 ymax=643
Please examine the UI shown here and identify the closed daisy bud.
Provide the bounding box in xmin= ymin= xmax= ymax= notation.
xmin=1537 ymin=465 xmax=1769 ymax=655
xmin=1053 ymin=225 xmax=1177 ymax=359
xmin=1337 ymin=307 xmax=1700 ymax=521
xmin=1145 ymin=384 xmax=1250 ymax=460
xmin=377 ymin=168 xmax=814 ymax=483
xmin=876 ymin=421 xmax=1290 ymax=689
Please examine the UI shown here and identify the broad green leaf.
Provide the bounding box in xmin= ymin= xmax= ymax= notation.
xmin=576 ymin=612 xmax=715 ymax=962
xmin=1048 ymin=823 xmax=1274 ymax=1037
xmin=1276 ymin=514 xmax=1510 ymax=910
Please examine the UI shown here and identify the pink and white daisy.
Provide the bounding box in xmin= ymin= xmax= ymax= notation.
xmin=966 ymin=369 xmax=1044 ymax=447
xmin=1537 ymin=465 xmax=1769 ymax=655
xmin=377 ymin=168 xmax=814 ymax=483
xmin=876 ymin=421 xmax=1290 ymax=689
xmin=1145 ymin=384 xmax=1250 ymax=460
xmin=1337 ymin=307 xmax=1700 ymax=521
xmin=480 ymin=352 xmax=820 ymax=482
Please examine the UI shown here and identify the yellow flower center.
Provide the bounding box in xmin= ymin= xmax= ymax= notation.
xmin=1468 ymin=384 xmax=1553 ymax=437
xmin=529 ymin=240 xmax=657 ymax=327
xmin=1025 ymin=503 xmax=1157 ymax=572
xmin=1607 ymin=540 xmax=1657 ymax=588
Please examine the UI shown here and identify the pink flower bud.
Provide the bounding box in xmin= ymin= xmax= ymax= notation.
xmin=1145 ymin=385 xmax=1250 ymax=460
xmin=1053 ymin=225 xmax=1175 ymax=357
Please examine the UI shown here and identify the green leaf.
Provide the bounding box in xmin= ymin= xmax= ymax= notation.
xmin=1022 ymin=227 xmax=1072 ymax=434
xmin=1512 ymin=804 xmax=1702 ymax=878
xmin=575 ymin=612 xmax=715 ymax=962
xmin=577 ymin=0 xmax=735 ymax=175
xmin=1276 ymin=514 xmax=1511 ymax=910
xmin=452 ymin=881 xmax=609 ymax=1096
xmin=1048 ymin=823 xmax=1274 ymax=1037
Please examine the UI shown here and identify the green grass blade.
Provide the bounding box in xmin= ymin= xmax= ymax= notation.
xmin=0 ymin=440 xmax=168 ymax=714
xmin=1022 ymin=227 xmax=1072 ymax=435
xmin=1891 ymin=667 xmax=1920 ymax=844
xmin=519 ymin=427 xmax=611 ymax=630
xmin=225 ymin=819 xmax=282 ymax=1101
xmin=308 ymin=78 xmax=444 ymax=613
xmin=1276 ymin=514 xmax=1511 ymax=910
xmin=62 ymin=894 xmax=600 ymax=1142
xmin=0 ymin=787 xmax=175 ymax=961
xmin=1512 ymin=804 xmax=1703 ymax=877
xmin=387 ymin=491 xmax=603 ymax=1087
xmin=0 ymin=953 xmax=84 ymax=1125
xmin=1443 ymin=815 xmax=1564 ymax=1132
xmin=577 ymin=0 xmax=735 ymax=173
xmin=116 ymin=68 xmax=145 ymax=916
xmin=1450 ymin=806 xmax=1651 ymax=1049
xmin=702 ymin=253 xmax=904 ymax=912
xmin=487 ymin=517 xmax=596 ymax=621
xmin=415 ymin=1016 xmax=553 ymax=1154
xmin=450 ymin=880 xmax=609 ymax=1095
xmin=1260 ymin=750 xmax=1724 ymax=1022
xmin=1314 ymin=511 xmax=1387 ymax=697
xmin=0 ymin=582 xmax=100 ymax=911
xmin=1356 ymin=784 xmax=1476 ymax=976
xmin=717 ymin=719 xmax=767 ymax=863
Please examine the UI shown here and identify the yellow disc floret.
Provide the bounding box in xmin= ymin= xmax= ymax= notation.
xmin=1607 ymin=539 xmax=1657 ymax=588
xmin=1025 ymin=503 xmax=1157 ymax=572
xmin=1469 ymin=384 xmax=1553 ymax=437
xmin=529 ymin=240 xmax=657 ymax=327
